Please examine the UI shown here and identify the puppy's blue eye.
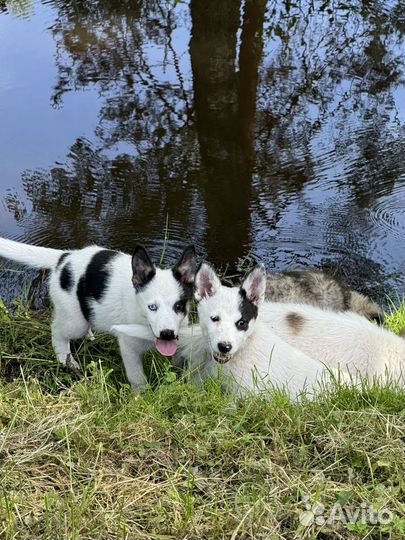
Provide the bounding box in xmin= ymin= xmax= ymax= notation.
xmin=148 ymin=304 xmax=158 ymax=311
xmin=210 ymin=315 xmax=220 ymax=322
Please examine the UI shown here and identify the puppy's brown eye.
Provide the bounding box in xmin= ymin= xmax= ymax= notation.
xmin=210 ymin=315 xmax=220 ymax=322
xmin=236 ymin=318 xmax=248 ymax=330
xmin=174 ymin=301 xmax=186 ymax=313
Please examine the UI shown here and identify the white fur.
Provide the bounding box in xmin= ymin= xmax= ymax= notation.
xmin=262 ymin=302 xmax=405 ymax=378
xmin=183 ymin=323 xmax=342 ymax=398
xmin=0 ymin=237 xmax=63 ymax=268
xmin=0 ymin=237 xmax=195 ymax=391
xmin=180 ymin=265 xmax=404 ymax=397
xmin=171 ymin=264 xmax=339 ymax=398
xmin=111 ymin=323 xmax=155 ymax=341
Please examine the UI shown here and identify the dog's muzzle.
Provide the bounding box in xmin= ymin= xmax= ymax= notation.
xmin=160 ymin=329 xmax=176 ymax=341
xmin=156 ymin=329 xmax=178 ymax=357
xmin=213 ymin=352 xmax=232 ymax=364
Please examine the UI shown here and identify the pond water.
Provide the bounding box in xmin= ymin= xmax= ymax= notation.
xmin=0 ymin=0 xmax=404 ymax=304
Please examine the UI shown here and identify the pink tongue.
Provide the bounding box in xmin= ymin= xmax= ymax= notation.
xmin=156 ymin=339 xmax=178 ymax=357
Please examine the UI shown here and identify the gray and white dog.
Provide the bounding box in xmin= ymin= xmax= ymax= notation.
xmin=265 ymin=269 xmax=384 ymax=323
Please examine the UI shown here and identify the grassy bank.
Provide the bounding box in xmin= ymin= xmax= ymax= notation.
xmin=0 ymin=302 xmax=405 ymax=539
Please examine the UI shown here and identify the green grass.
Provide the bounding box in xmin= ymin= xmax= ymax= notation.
xmin=0 ymin=301 xmax=404 ymax=539
xmin=385 ymin=299 xmax=405 ymax=336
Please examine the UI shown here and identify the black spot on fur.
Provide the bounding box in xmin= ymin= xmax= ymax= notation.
xmin=56 ymin=252 xmax=69 ymax=268
xmin=171 ymin=246 xmax=196 ymax=308
xmin=172 ymin=270 xmax=195 ymax=315
xmin=77 ymin=250 xmax=118 ymax=321
xmin=172 ymin=270 xmax=195 ymax=303
xmin=173 ymin=299 xmax=187 ymax=314
xmin=238 ymin=288 xmax=258 ymax=330
xmin=60 ymin=263 xmax=73 ymax=292
xmin=172 ymin=271 xmax=194 ymax=303
xmin=286 ymin=312 xmax=305 ymax=334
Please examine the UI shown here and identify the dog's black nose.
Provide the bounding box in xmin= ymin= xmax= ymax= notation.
xmin=160 ymin=329 xmax=176 ymax=341
xmin=218 ymin=342 xmax=232 ymax=353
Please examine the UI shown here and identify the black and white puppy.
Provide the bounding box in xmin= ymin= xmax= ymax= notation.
xmin=0 ymin=237 xmax=197 ymax=391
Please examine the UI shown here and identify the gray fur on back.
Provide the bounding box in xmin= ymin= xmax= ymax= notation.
xmin=265 ymin=269 xmax=385 ymax=323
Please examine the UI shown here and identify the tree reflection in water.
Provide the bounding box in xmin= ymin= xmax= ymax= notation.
xmin=4 ymin=0 xmax=404 ymax=294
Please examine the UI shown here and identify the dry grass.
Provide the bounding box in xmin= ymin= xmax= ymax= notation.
xmin=0 ymin=301 xmax=405 ymax=539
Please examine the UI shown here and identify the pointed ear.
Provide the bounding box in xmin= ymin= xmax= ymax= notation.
xmin=131 ymin=246 xmax=156 ymax=291
xmin=172 ymin=245 xmax=197 ymax=285
xmin=195 ymin=263 xmax=221 ymax=301
xmin=241 ymin=264 xmax=266 ymax=307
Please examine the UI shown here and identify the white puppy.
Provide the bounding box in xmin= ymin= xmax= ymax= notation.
xmin=178 ymin=263 xmax=344 ymax=397
xmin=262 ymin=302 xmax=405 ymax=379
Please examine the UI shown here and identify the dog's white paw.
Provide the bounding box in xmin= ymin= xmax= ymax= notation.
xmin=86 ymin=328 xmax=95 ymax=341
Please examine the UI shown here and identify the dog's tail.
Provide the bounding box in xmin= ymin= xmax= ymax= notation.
xmin=0 ymin=237 xmax=64 ymax=269
xmin=349 ymin=291 xmax=385 ymax=324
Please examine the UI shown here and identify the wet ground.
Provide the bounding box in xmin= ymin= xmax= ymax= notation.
xmin=0 ymin=0 xmax=404 ymax=305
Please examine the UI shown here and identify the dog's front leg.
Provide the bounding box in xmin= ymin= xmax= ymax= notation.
xmin=117 ymin=334 xmax=148 ymax=392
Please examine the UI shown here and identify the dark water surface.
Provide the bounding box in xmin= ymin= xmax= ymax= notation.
xmin=0 ymin=0 xmax=404 ymax=302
